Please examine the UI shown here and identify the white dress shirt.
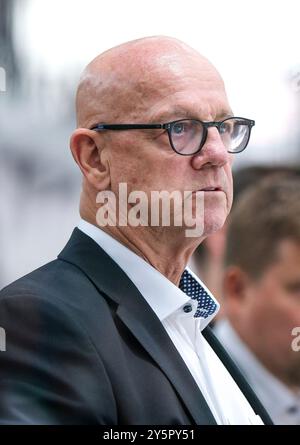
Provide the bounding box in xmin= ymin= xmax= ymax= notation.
xmin=215 ymin=319 xmax=300 ymax=425
xmin=78 ymin=219 xmax=264 ymax=425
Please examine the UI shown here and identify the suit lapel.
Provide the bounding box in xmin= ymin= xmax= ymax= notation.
xmin=58 ymin=228 xmax=217 ymax=425
xmin=116 ymin=297 xmax=217 ymax=425
xmin=203 ymin=326 xmax=273 ymax=425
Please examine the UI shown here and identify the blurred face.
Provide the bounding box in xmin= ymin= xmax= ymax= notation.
xmin=101 ymin=49 xmax=234 ymax=238
xmin=238 ymin=239 xmax=300 ymax=387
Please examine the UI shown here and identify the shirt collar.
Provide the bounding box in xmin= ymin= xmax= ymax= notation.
xmin=77 ymin=219 xmax=219 ymax=328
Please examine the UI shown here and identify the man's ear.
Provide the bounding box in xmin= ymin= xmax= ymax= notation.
xmin=223 ymin=266 xmax=251 ymax=317
xmin=70 ymin=129 xmax=110 ymax=190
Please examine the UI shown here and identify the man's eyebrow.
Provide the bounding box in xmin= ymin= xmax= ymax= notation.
xmin=150 ymin=107 xmax=195 ymax=122
xmin=150 ymin=107 xmax=234 ymax=123
xmin=217 ymin=110 xmax=234 ymax=120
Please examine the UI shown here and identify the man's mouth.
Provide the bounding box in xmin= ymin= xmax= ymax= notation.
xmin=198 ymin=187 xmax=222 ymax=192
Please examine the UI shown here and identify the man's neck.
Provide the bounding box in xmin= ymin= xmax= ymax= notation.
xmin=81 ymin=214 xmax=203 ymax=286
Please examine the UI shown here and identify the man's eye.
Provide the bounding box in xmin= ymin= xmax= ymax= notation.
xmin=220 ymin=122 xmax=231 ymax=134
xmin=172 ymin=123 xmax=186 ymax=135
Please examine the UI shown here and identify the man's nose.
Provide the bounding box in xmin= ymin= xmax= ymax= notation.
xmin=191 ymin=127 xmax=230 ymax=170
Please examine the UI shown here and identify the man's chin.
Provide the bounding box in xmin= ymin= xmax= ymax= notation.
xmin=202 ymin=213 xmax=227 ymax=237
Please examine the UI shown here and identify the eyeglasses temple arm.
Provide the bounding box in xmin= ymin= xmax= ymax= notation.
xmin=90 ymin=124 xmax=163 ymax=131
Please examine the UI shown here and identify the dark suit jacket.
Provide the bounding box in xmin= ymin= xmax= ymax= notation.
xmin=0 ymin=228 xmax=272 ymax=425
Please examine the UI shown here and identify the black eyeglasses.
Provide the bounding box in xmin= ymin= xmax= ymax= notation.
xmin=90 ymin=117 xmax=255 ymax=156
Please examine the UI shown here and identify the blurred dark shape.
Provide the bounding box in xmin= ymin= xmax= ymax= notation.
xmin=0 ymin=0 xmax=20 ymax=92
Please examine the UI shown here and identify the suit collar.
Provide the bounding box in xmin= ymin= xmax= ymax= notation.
xmin=77 ymin=219 xmax=190 ymax=321
xmin=58 ymin=228 xmax=217 ymax=425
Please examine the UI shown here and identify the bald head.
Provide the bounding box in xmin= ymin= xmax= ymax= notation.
xmin=75 ymin=36 xmax=224 ymax=128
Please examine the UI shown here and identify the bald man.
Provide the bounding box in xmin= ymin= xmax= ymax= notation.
xmin=0 ymin=37 xmax=271 ymax=425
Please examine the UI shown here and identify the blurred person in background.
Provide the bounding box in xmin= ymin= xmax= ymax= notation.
xmin=190 ymin=165 xmax=300 ymax=320
xmin=215 ymin=176 xmax=300 ymax=424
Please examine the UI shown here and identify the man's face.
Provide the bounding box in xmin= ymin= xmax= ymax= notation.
xmin=240 ymin=239 xmax=300 ymax=386
xmin=101 ymin=51 xmax=234 ymax=238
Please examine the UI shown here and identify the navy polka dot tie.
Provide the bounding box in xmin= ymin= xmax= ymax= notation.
xmin=179 ymin=270 xmax=217 ymax=318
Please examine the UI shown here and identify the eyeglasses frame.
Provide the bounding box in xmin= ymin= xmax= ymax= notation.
xmin=90 ymin=116 xmax=255 ymax=155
